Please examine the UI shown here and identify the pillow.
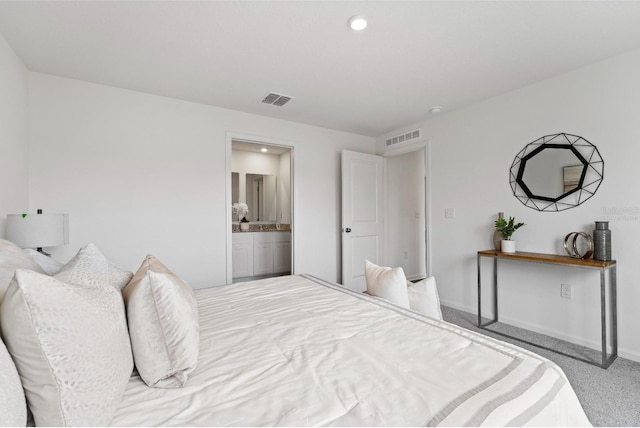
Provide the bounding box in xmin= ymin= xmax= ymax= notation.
xmin=0 ymin=337 xmax=27 ymax=427
xmin=54 ymin=243 xmax=133 ymax=290
xmin=407 ymin=277 xmax=443 ymax=320
xmin=364 ymin=260 xmax=410 ymax=308
xmin=0 ymin=269 xmax=133 ymax=426
xmin=23 ymin=248 xmax=64 ymax=275
xmin=0 ymin=238 xmax=44 ymax=303
xmin=122 ymin=255 xmax=199 ymax=388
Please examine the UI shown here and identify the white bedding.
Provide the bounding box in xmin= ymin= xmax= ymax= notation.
xmin=111 ymin=274 xmax=590 ymax=427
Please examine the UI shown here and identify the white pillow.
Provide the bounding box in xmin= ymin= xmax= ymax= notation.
xmin=0 ymin=238 xmax=44 ymax=302
xmin=0 ymin=269 xmax=133 ymax=426
xmin=407 ymin=277 xmax=443 ymax=320
xmin=122 ymin=255 xmax=199 ymax=388
xmin=364 ymin=260 xmax=410 ymax=308
xmin=23 ymin=248 xmax=64 ymax=275
xmin=54 ymin=243 xmax=132 ymax=290
xmin=0 ymin=337 xmax=26 ymax=427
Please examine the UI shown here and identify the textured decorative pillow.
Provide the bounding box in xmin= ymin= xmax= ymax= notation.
xmin=364 ymin=260 xmax=410 ymax=308
xmin=0 ymin=337 xmax=27 ymax=427
xmin=407 ymin=277 xmax=443 ymax=320
xmin=54 ymin=243 xmax=132 ymax=290
xmin=0 ymin=269 xmax=133 ymax=426
xmin=0 ymin=238 xmax=44 ymax=302
xmin=23 ymin=248 xmax=64 ymax=275
xmin=123 ymin=254 xmax=199 ymax=388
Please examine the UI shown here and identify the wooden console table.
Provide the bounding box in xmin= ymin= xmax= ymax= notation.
xmin=477 ymin=250 xmax=617 ymax=369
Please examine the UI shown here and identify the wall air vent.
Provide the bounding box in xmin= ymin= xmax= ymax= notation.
xmin=261 ymin=92 xmax=294 ymax=107
xmin=385 ymin=129 xmax=422 ymax=149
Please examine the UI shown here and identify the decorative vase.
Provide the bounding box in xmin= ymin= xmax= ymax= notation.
xmin=593 ymin=221 xmax=611 ymax=261
xmin=492 ymin=212 xmax=504 ymax=250
xmin=240 ymin=222 xmax=250 ymax=231
xmin=501 ymin=239 xmax=516 ymax=253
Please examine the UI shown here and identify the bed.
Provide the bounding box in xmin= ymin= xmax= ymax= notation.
xmin=0 ymin=240 xmax=591 ymax=427
xmin=112 ymin=274 xmax=589 ymax=426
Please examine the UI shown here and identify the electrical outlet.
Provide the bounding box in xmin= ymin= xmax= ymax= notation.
xmin=403 ymin=251 xmax=408 ymax=259
xmin=445 ymin=208 xmax=455 ymax=219
xmin=561 ymin=284 xmax=572 ymax=299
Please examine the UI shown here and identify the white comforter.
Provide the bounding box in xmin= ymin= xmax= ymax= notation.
xmin=111 ymin=275 xmax=590 ymax=426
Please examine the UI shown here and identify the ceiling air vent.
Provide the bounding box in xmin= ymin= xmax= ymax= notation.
xmin=261 ymin=92 xmax=294 ymax=107
xmin=385 ymin=129 xmax=422 ymax=149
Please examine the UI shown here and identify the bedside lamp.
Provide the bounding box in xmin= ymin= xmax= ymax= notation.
xmin=6 ymin=209 xmax=69 ymax=255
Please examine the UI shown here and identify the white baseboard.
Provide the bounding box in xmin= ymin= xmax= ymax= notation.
xmin=439 ymin=299 xmax=640 ymax=363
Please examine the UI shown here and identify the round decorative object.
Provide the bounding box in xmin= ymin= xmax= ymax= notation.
xmin=510 ymin=133 xmax=604 ymax=212
xmin=563 ymin=232 xmax=593 ymax=259
xmin=240 ymin=222 xmax=250 ymax=231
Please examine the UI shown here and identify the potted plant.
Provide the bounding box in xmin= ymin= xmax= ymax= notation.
xmin=239 ymin=216 xmax=250 ymax=231
xmin=494 ymin=216 xmax=525 ymax=253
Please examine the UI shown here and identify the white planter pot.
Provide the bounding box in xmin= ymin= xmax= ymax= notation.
xmin=501 ymin=239 xmax=516 ymax=253
xmin=240 ymin=222 xmax=250 ymax=231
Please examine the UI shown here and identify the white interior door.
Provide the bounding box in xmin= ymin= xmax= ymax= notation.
xmin=341 ymin=150 xmax=384 ymax=292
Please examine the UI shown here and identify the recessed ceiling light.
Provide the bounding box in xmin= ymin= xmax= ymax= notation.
xmin=348 ymin=16 xmax=367 ymax=31
xmin=260 ymin=147 xmax=268 ymax=153
xmin=429 ymin=106 xmax=443 ymax=115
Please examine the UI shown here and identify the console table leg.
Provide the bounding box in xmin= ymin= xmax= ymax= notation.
xmin=612 ymin=266 xmax=618 ymax=360
xmin=493 ymin=258 xmax=498 ymax=323
xmin=600 ymin=268 xmax=607 ymax=368
xmin=477 ymin=254 xmax=482 ymax=326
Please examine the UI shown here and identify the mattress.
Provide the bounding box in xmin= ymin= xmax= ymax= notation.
xmin=111 ymin=274 xmax=590 ymax=426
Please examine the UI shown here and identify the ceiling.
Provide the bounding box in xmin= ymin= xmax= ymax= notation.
xmin=232 ymin=140 xmax=290 ymax=155
xmin=2 ymin=1 xmax=640 ymax=137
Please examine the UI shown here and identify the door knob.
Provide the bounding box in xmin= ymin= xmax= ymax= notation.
xmin=344 ymin=228 xmax=352 ymax=233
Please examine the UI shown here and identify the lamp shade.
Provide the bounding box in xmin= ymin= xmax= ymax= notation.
xmin=6 ymin=213 xmax=69 ymax=249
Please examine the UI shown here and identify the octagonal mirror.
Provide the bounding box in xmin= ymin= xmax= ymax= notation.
xmin=510 ymin=133 xmax=604 ymax=212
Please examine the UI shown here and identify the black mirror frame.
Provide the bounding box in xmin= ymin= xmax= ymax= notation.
xmin=510 ymin=133 xmax=604 ymax=212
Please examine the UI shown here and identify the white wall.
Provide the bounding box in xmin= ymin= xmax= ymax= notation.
xmin=377 ymin=48 xmax=640 ymax=362
xmin=0 ymin=34 xmax=29 ymax=237
xmin=28 ymin=73 xmax=375 ymax=286
xmin=385 ymin=149 xmax=426 ymax=279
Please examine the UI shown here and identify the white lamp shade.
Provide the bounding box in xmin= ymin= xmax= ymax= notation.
xmin=6 ymin=214 xmax=69 ymax=249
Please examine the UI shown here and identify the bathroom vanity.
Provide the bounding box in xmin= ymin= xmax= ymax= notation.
xmin=232 ymin=227 xmax=291 ymax=281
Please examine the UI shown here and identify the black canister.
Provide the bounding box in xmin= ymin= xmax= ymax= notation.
xmin=593 ymin=221 xmax=612 ymax=261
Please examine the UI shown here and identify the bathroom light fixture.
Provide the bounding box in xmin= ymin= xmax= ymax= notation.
xmin=429 ymin=106 xmax=443 ymax=115
xmin=261 ymin=147 xmax=268 ymax=153
xmin=348 ymin=16 xmax=367 ymax=31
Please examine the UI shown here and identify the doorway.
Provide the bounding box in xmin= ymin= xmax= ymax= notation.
xmin=384 ymin=147 xmax=427 ymax=280
xmin=227 ymin=137 xmax=294 ymax=284
xmin=340 ymin=144 xmax=430 ymax=291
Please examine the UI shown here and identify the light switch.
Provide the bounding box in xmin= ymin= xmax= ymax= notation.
xmin=445 ymin=208 xmax=455 ymax=219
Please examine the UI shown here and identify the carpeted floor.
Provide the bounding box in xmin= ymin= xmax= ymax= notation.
xmin=442 ymin=306 xmax=640 ymax=427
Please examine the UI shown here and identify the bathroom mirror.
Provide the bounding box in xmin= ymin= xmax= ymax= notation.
xmin=231 ymin=172 xmax=278 ymax=222
xmin=246 ymin=174 xmax=277 ymax=222
xmin=510 ymin=133 xmax=604 ymax=212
